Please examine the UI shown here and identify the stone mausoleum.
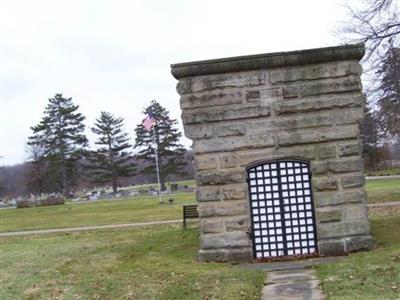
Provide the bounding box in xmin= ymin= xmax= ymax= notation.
xmin=171 ymin=44 xmax=373 ymax=262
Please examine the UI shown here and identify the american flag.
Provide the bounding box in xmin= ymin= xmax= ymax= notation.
xmin=142 ymin=112 xmax=155 ymax=131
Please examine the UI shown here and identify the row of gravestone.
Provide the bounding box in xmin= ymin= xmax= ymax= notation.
xmin=16 ymin=194 xmax=65 ymax=208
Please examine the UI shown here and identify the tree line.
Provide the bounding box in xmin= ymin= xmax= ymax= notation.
xmin=341 ymin=0 xmax=400 ymax=169
xmin=1 ymin=96 xmax=193 ymax=198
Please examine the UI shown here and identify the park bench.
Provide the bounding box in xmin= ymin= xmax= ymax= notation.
xmin=183 ymin=204 xmax=198 ymax=229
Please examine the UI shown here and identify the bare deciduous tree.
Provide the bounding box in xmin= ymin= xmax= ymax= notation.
xmin=339 ymin=0 xmax=400 ymax=165
xmin=339 ymin=0 xmax=399 ymax=102
xmin=341 ymin=0 xmax=399 ymax=61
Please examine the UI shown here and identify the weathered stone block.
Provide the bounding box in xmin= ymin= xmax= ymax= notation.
xmin=317 ymin=144 xmax=337 ymax=159
xmin=198 ymin=248 xmax=253 ymax=262
xmin=344 ymin=235 xmax=373 ymax=252
xmin=184 ymin=124 xmax=213 ymax=139
xmin=341 ymin=174 xmax=365 ymax=188
xmin=314 ymin=189 xmax=367 ymax=207
xmin=316 ymin=208 xmax=342 ymax=223
xmin=247 ymin=134 xmax=276 ymax=149
xmin=338 ymin=141 xmax=361 ymax=157
xmin=342 ymin=204 xmax=368 ymax=220
xmin=282 ymin=86 xmax=299 ymax=98
xmin=194 ymin=155 xmax=218 ymax=171
xmin=273 ymin=145 xmax=317 ymax=160
xmin=196 ymin=186 xmax=220 ymax=202
xmin=313 ymin=176 xmax=339 ymax=191
xmin=277 ymin=131 xmax=319 ymax=146
xmin=334 ymin=107 xmax=364 ymax=125
xmin=319 ymin=125 xmax=360 ymax=142
xmin=180 ymin=89 xmax=243 ymax=109
xmin=269 ymin=61 xmax=362 ymax=84
xmin=198 ymin=249 xmax=227 ymax=262
xmin=246 ymin=90 xmax=261 ymax=102
xmin=318 ymin=239 xmax=346 ymax=256
xmin=182 ymin=104 xmax=271 ymax=124
xmin=193 ymin=136 xmax=245 ymax=154
xmin=311 ymin=161 xmax=329 ymax=175
xmin=201 ymin=231 xmax=251 ymax=249
xmin=237 ymin=149 xmax=276 ymax=166
xmin=328 ymin=158 xmax=363 ymax=173
xmin=246 ymin=88 xmax=285 ymax=103
xmin=262 ymin=87 xmax=283 ymax=98
xmin=177 ymin=71 xmax=267 ymax=94
xmin=280 ymin=77 xmax=362 ymax=98
xmin=215 ymin=123 xmax=245 ymax=137
xmin=277 ymin=125 xmax=359 ymax=147
xmin=317 ymin=220 xmax=370 ymax=239
xmin=222 ymin=184 xmax=247 ymax=201
xmin=198 ymin=201 xmax=248 ymax=218
xmin=236 ymin=144 xmax=317 ymax=168
xmin=311 ymin=159 xmax=362 ymax=175
xmin=248 ymin=112 xmax=333 ymax=133
xmin=219 ymin=154 xmax=239 ymax=169
xmin=200 ymin=219 xmax=224 ymax=234
xmin=225 ymin=216 xmax=250 ymax=231
xmin=273 ymin=94 xmax=363 ymax=115
xmin=197 ymin=168 xmax=245 ymax=185
xmin=225 ymin=248 xmax=253 ymax=262
xmin=193 ymin=134 xmax=275 ymax=154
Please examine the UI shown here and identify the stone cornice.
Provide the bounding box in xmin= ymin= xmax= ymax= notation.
xmin=171 ymin=44 xmax=365 ymax=79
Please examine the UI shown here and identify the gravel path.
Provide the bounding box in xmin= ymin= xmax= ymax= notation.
xmin=262 ymin=269 xmax=325 ymax=300
xmin=241 ymin=257 xmax=344 ymax=300
xmin=365 ymin=175 xmax=400 ymax=180
xmin=0 ymin=219 xmax=182 ymax=237
xmin=368 ymin=201 xmax=400 ymax=207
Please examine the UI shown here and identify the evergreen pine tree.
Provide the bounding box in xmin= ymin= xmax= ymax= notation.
xmin=28 ymin=93 xmax=88 ymax=196
xmin=87 ymin=111 xmax=136 ymax=193
xmin=134 ymin=100 xmax=187 ymax=190
xmin=376 ymin=46 xmax=400 ymax=141
xmin=360 ymin=105 xmax=382 ymax=169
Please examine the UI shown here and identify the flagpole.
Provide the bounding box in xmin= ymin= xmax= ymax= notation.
xmin=154 ymin=138 xmax=163 ymax=204
xmin=144 ymin=109 xmax=162 ymax=204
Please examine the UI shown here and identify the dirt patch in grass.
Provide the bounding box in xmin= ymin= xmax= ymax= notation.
xmin=368 ymin=204 xmax=400 ymax=217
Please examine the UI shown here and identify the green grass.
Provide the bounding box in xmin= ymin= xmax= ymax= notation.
xmin=0 ymin=177 xmax=398 ymax=233
xmin=365 ymin=167 xmax=400 ymax=176
xmin=0 ymin=225 xmax=264 ymax=300
xmin=1 ymin=177 xmax=400 ymax=298
xmin=365 ymin=177 xmax=400 ymax=204
xmin=0 ymin=193 xmax=196 ymax=233
xmin=317 ymin=214 xmax=400 ymax=299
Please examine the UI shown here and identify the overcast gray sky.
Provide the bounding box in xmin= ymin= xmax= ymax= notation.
xmin=0 ymin=0 xmax=350 ymax=166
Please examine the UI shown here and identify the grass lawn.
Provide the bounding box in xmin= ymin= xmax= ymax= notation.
xmin=365 ymin=177 xmax=400 ymax=204
xmin=0 ymin=193 xmax=196 ymax=233
xmin=365 ymin=167 xmax=400 ymax=176
xmin=0 ymin=225 xmax=265 ymax=300
xmin=317 ymin=214 xmax=400 ymax=299
xmin=0 ymin=177 xmax=398 ymax=233
xmin=0 ymin=178 xmax=399 ymax=299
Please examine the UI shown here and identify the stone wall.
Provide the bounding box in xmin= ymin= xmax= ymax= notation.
xmin=171 ymin=45 xmax=373 ymax=262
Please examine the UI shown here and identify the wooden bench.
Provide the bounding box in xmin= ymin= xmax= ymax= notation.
xmin=183 ymin=204 xmax=198 ymax=229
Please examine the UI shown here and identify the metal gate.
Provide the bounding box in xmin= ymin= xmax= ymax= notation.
xmin=247 ymin=159 xmax=318 ymax=260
